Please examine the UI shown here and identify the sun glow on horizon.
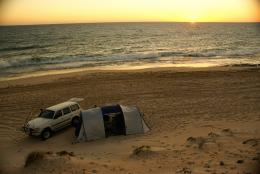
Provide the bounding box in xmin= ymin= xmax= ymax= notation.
xmin=0 ymin=0 xmax=259 ymax=25
xmin=189 ymin=16 xmax=198 ymax=24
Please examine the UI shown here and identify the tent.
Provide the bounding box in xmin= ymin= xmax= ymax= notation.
xmin=76 ymin=105 xmax=150 ymax=141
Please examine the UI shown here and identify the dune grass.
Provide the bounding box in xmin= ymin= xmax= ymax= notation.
xmin=132 ymin=145 xmax=152 ymax=156
xmin=24 ymin=151 xmax=45 ymax=167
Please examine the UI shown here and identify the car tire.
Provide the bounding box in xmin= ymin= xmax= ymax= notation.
xmin=41 ymin=128 xmax=52 ymax=140
xmin=71 ymin=117 xmax=80 ymax=127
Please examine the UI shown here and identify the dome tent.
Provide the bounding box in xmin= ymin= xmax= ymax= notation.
xmin=76 ymin=105 xmax=150 ymax=141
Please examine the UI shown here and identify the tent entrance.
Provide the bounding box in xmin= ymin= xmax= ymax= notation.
xmin=101 ymin=105 xmax=126 ymax=137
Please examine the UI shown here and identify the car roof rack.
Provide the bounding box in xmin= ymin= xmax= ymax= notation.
xmin=68 ymin=98 xmax=84 ymax=103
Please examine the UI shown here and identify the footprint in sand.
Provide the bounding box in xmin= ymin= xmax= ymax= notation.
xmin=186 ymin=136 xmax=214 ymax=149
xmin=221 ymin=129 xmax=234 ymax=136
xmin=242 ymin=138 xmax=260 ymax=147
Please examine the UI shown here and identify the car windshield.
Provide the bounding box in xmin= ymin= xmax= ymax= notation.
xmin=39 ymin=110 xmax=54 ymax=119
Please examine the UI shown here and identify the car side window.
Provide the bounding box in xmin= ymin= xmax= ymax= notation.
xmin=63 ymin=107 xmax=71 ymax=115
xmin=54 ymin=110 xmax=62 ymax=119
xmin=70 ymin=104 xmax=79 ymax=112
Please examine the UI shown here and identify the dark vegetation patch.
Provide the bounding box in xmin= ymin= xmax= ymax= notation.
xmin=56 ymin=151 xmax=75 ymax=157
xmin=24 ymin=151 xmax=45 ymax=167
xmin=131 ymin=145 xmax=156 ymax=158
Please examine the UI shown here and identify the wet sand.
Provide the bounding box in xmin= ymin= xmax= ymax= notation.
xmin=0 ymin=67 xmax=259 ymax=174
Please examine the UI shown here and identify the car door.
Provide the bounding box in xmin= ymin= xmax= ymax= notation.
xmin=52 ymin=110 xmax=63 ymax=131
xmin=62 ymin=107 xmax=73 ymax=126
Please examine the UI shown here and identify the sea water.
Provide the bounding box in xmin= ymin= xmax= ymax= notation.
xmin=0 ymin=22 xmax=260 ymax=78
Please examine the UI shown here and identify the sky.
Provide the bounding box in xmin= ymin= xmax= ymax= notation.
xmin=0 ymin=0 xmax=259 ymax=25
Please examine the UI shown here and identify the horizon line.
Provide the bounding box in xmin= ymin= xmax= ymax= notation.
xmin=1 ymin=21 xmax=260 ymax=27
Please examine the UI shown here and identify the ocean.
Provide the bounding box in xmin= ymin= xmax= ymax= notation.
xmin=0 ymin=22 xmax=260 ymax=78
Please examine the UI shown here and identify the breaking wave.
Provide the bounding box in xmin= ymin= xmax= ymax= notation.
xmin=1 ymin=50 xmax=260 ymax=70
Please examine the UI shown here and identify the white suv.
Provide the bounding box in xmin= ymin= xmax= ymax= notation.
xmin=23 ymin=101 xmax=81 ymax=140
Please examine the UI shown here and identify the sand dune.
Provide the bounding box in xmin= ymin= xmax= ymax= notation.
xmin=0 ymin=67 xmax=259 ymax=173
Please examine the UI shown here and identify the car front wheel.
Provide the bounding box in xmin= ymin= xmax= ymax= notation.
xmin=41 ymin=128 xmax=52 ymax=140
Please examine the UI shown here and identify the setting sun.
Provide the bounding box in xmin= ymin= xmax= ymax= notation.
xmin=189 ymin=16 xmax=198 ymax=24
xmin=0 ymin=0 xmax=259 ymax=25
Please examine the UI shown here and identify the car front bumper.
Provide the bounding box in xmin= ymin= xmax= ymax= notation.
xmin=23 ymin=127 xmax=41 ymax=136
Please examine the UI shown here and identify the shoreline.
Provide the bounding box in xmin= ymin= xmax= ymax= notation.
xmin=0 ymin=65 xmax=259 ymax=88
xmin=1 ymin=56 xmax=260 ymax=83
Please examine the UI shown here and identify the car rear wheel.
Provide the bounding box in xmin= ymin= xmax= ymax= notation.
xmin=41 ymin=128 xmax=52 ymax=140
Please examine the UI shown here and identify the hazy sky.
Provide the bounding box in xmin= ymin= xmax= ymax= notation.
xmin=0 ymin=0 xmax=259 ymax=25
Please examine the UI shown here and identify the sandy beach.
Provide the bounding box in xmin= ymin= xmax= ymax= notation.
xmin=0 ymin=67 xmax=259 ymax=174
